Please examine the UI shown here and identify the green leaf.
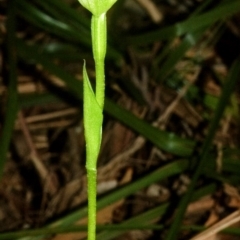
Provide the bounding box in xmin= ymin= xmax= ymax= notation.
xmin=83 ymin=62 xmax=103 ymax=168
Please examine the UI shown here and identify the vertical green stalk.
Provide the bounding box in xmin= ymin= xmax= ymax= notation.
xmin=77 ymin=1 xmax=117 ymax=240
xmin=91 ymin=14 xmax=106 ymax=109
xmin=83 ymin=61 xmax=103 ymax=240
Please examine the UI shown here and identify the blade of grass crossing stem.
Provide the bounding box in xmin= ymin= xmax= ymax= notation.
xmin=16 ymin=39 xmax=195 ymax=156
xmin=166 ymin=57 xmax=240 ymax=240
xmin=0 ymin=0 xmax=18 ymax=178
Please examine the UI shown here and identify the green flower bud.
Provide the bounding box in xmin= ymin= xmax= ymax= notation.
xmin=78 ymin=0 xmax=117 ymax=16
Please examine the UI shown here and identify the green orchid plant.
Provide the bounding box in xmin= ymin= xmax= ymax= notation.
xmin=77 ymin=0 xmax=117 ymax=239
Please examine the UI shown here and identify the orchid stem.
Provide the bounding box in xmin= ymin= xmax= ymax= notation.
xmin=77 ymin=1 xmax=117 ymax=239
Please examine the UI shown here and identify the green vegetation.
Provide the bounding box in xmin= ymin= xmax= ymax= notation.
xmin=0 ymin=0 xmax=240 ymax=239
xmin=77 ymin=0 xmax=117 ymax=239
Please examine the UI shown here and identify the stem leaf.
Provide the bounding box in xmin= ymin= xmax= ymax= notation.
xmin=83 ymin=61 xmax=103 ymax=168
